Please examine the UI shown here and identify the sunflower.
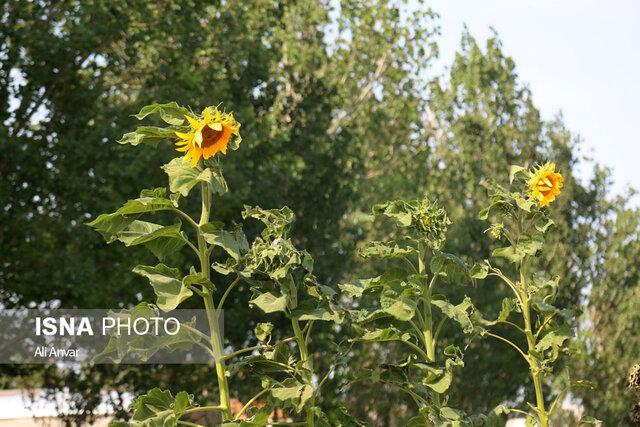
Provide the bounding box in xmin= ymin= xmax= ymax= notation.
xmin=528 ymin=162 xmax=564 ymax=207
xmin=175 ymin=108 xmax=240 ymax=167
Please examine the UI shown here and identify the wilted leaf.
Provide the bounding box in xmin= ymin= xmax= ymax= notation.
xmin=133 ymin=264 xmax=193 ymax=312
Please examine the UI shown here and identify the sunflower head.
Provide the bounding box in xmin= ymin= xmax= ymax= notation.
xmin=175 ymin=107 xmax=240 ymax=167
xmin=527 ymin=162 xmax=564 ymax=207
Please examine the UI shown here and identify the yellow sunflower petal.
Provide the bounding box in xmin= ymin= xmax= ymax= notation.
xmin=185 ymin=115 xmax=202 ymax=130
xmin=203 ymin=107 xmax=211 ymax=124
xmin=211 ymin=122 xmax=222 ymax=131
xmin=175 ymin=131 xmax=194 ymax=140
xmin=194 ymin=130 xmax=203 ymax=146
xmin=190 ymin=150 xmax=202 ymax=168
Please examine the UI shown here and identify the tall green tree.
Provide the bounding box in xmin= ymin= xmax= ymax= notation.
xmin=1 ymin=0 xmax=438 ymax=422
xmin=572 ymin=186 xmax=640 ymax=424
xmin=2 ymin=0 xmax=638 ymax=424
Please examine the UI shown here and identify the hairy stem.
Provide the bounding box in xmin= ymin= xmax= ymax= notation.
xmin=418 ymin=245 xmax=440 ymax=407
xmin=286 ymin=274 xmax=314 ymax=426
xmin=197 ymin=180 xmax=232 ymax=421
xmin=520 ymin=256 xmax=548 ymax=427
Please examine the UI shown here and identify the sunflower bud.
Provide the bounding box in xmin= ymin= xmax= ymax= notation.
xmin=631 ymin=402 xmax=640 ymax=423
xmin=413 ymin=198 xmax=450 ymax=249
xmin=628 ymin=364 xmax=640 ymax=390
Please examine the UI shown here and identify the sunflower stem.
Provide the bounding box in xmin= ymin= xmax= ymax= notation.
xmin=197 ymin=178 xmax=232 ymax=422
xmin=520 ymin=256 xmax=548 ymax=427
xmin=418 ymin=243 xmax=440 ymax=408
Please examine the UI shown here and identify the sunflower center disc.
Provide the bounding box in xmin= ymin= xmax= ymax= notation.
xmin=201 ymin=125 xmax=224 ymax=147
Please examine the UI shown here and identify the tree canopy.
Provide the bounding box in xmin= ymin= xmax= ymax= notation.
xmin=1 ymin=1 xmax=638 ymax=424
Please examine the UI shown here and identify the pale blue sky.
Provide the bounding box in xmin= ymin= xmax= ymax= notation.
xmin=428 ymin=0 xmax=640 ymax=203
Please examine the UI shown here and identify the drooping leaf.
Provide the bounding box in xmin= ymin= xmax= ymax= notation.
xmin=93 ymin=304 xmax=202 ymax=364
xmin=249 ymin=292 xmax=288 ymax=314
xmin=517 ymin=232 xmax=544 ymax=256
xmin=577 ymin=416 xmax=602 ymax=425
xmin=117 ymin=126 xmax=179 ymax=148
xmin=291 ymin=300 xmax=344 ymax=323
xmin=182 ymin=273 xmax=215 ymax=292
xmin=201 ymin=222 xmax=249 ymax=261
xmin=133 ymin=264 xmax=193 ymax=312
xmin=339 ymin=277 xmax=380 ymax=299
xmin=412 ymin=362 xmax=452 ymax=394
xmin=162 ymin=157 xmax=228 ymax=197
xmin=88 ymin=196 xmax=175 ymax=242
xmin=133 ymin=102 xmax=189 ymax=126
xmin=509 ymin=165 xmax=529 ymax=184
xmin=353 ymin=327 xmax=409 ymax=343
xmin=432 ymin=297 xmax=474 ymax=333
xmin=116 ymin=220 xmax=186 ymax=260
xmin=269 ymin=379 xmax=314 ymax=413
xmin=254 ymin=322 xmax=274 ymax=341
xmin=109 ymin=388 xmax=194 ymax=426
xmin=430 ymin=251 xmax=470 ymax=285
xmin=492 ymin=245 xmax=521 ymax=263
xmin=359 ymin=240 xmax=418 ymax=259
xmin=380 ymin=280 xmax=419 ymax=321
xmin=469 ymin=262 xmax=489 ymax=279
xmin=535 ymin=324 xmax=573 ymax=362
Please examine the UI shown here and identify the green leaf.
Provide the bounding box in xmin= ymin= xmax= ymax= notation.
xmin=439 ymin=407 xmax=462 ymax=421
xmin=117 ymin=126 xmax=178 ymax=148
xmin=514 ymin=193 xmax=535 ymax=212
xmin=325 ymin=407 xmax=370 ymax=427
xmin=201 ymin=222 xmax=249 ymax=261
xmin=407 ymin=416 xmax=429 ymax=427
xmin=111 ymin=388 xmax=193 ymax=426
xmin=430 ymin=252 xmax=470 ymax=285
xmin=113 ymin=195 xmax=173 ymax=218
xmin=353 ymin=328 xmax=408 ymax=342
xmin=339 ymin=277 xmax=380 ymax=299
xmin=535 ymin=324 xmax=573 ymax=361
xmin=242 ymin=205 xmax=294 ymax=238
xmin=340 ymin=268 xmax=406 ymax=299
xmin=486 ymin=404 xmax=511 ymax=424
xmin=94 ymin=304 xmax=202 ymax=364
xmin=116 ymin=220 xmax=186 ymax=260
xmin=359 ymin=240 xmax=417 ymax=259
xmin=476 ymin=297 xmax=518 ymax=328
xmin=134 ymin=102 xmax=189 ymax=126
xmin=577 ymin=416 xmax=602 ymax=425
xmin=492 ymin=245 xmax=521 ymax=262
xmin=509 ymin=165 xmax=528 ymax=184
xmin=517 ymin=232 xmax=544 ymax=256
xmin=270 ymin=379 xmax=314 ymax=413
xmin=249 ymin=292 xmax=288 ymax=313
xmin=372 ymin=200 xmax=413 ymax=226
xmin=254 ymin=322 xmax=273 ymax=341
xmin=412 ymin=362 xmax=452 ymax=393
xmin=133 ymin=264 xmax=193 ymax=312
xmin=291 ymin=300 xmax=344 ymax=323
xmin=380 ymin=280 xmax=419 ymax=321
xmin=88 ymin=197 xmax=175 ymax=242
xmin=478 ymin=199 xmax=513 ymax=220
xmin=432 ymin=297 xmax=474 ymax=333
xmin=182 ymin=273 xmax=215 ymax=292
xmin=224 ymin=405 xmax=273 ymax=426
xmin=162 ymin=157 xmax=228 ymax=197
xmin=535 ymin=216 xmax=555 ymax=233
xmin=469 ymin=262 xmax=488 ymax=279
xmin=140 ymin=188 xmax=168 ymax=198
